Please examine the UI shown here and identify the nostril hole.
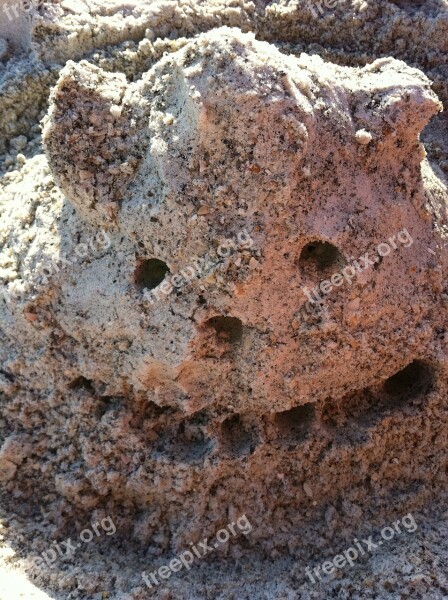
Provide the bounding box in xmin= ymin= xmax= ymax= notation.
xmin=205 ymin=316 xmax=243 ymax=344
xmin=383 ymin=360 xmax=435 ymax=404
xmin=273 ymin=403 xmax=315 ymax=442
xmin=219 ymin=415 xmax=257 ymax=457
xmin=134 ymin=258 xmax=170 ymax=291
xmin=299 ymin=241 xmax=345 ymax=278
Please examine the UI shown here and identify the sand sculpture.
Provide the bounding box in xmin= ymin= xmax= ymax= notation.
xmin=0 ymin=4 xmax=447 ymax=599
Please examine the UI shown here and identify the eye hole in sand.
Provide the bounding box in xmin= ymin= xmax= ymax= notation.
xmin=299 ymin=241 xmax=345 ymax=278
xmin=383 ymin=360 xmax=435 ymax=404
xmin=273 ymin=403 xmax=315 ymax=442
xmin=205 ymin=316 xmax=243 ymax=344
xmin=219 ymin=415 xmax=257 ymax=457
xmin=134 ymin=258 xmax=169 ymax=290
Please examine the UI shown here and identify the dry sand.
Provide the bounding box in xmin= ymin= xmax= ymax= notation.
xmin=0 ymin=1 xmax=447 ymax=599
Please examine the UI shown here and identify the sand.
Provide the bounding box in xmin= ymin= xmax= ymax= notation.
xmin=0 ymin=1 xmax=447 ymax=599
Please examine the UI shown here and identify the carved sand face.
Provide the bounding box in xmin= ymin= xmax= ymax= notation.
xmin=1 ymin=21 xmax=446 ymax=572
xmin=43 ymin=27 xmax=443 ymax=416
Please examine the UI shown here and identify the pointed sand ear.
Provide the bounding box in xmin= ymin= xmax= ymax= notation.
xmin=43 ymin=61 xmax=144 ymax=223
xmin=354 ymin=58 xmax=442 ymax=142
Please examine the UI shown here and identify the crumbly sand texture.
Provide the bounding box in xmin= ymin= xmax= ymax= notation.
xmin=0 ymin=2 xmax=447 ymax=599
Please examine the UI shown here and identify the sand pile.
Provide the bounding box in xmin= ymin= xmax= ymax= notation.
xmin=0 ymin=1 xmax=447 ymax=599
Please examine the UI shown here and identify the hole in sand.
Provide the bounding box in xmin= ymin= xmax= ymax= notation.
xmin=299 ymin=241 xmax=345 ymax=279
xmin=220 ymin=415 xmax=257 ymax=457
xmin=68 ymin=376 xmax=94 ymax=392
xmin=205 ymin=316 xmax=243 ymax=344
xmin=134 ymin=258 xmax=169 ymax=291
xmin=388 ymin=0 xmax=427 ymax=11
xmin=323 ymin=362 xmax=436 ymax=445
xmin=154 ymin=412 xmax=213 ymax=463
xmin=273 ymin=403 xmax=315 ymax=442
xmin=383 ymin=360 xmax=435 ymax=404
xmin=96 ymin=396 xmax=124 ymax=420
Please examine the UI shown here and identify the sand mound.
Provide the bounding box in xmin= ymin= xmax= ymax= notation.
xmin=0 ymin=2 xmax=447 ymax=599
